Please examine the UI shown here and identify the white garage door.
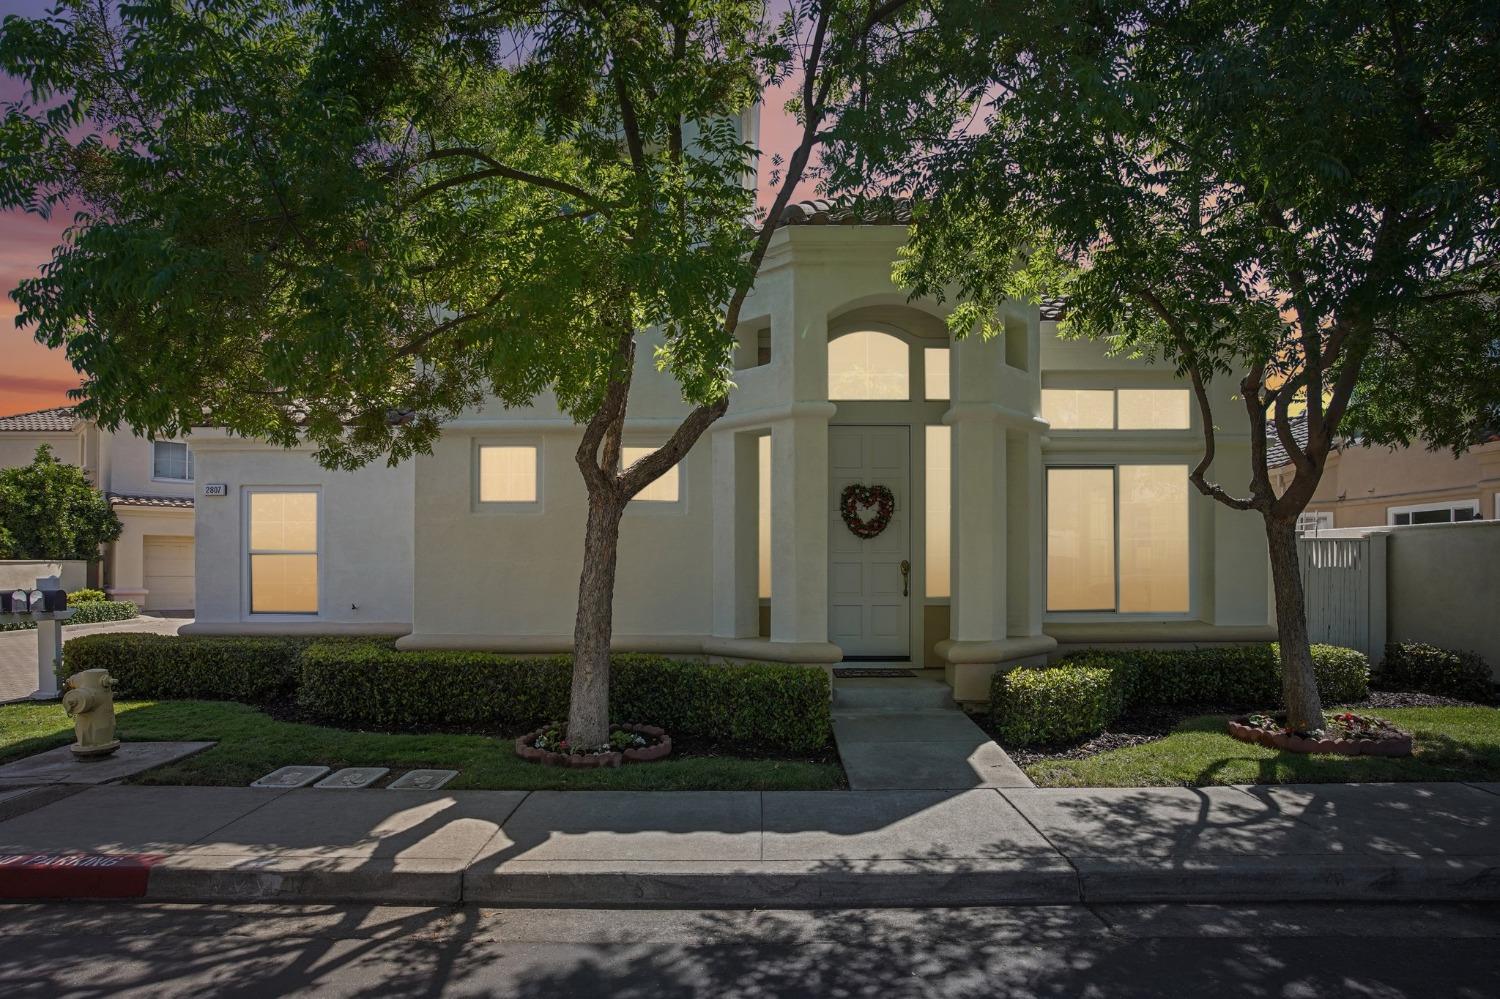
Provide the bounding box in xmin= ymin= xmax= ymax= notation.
xmin=143 ymin=536 xmax=195 ymax=611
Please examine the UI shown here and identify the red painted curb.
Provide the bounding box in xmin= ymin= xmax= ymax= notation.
xmin=0 ymin=852 xmax=164 ymax=899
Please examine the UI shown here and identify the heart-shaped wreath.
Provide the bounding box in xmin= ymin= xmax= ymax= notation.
xmin=840 ymin=483 xmax=895 ymax=540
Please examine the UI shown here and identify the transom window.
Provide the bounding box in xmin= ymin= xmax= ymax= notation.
xmin=1042 ymin=388 xmax=1191 ymax=430
xmin=828 ymin=330 xmax=909 ymax=400
xmin=1046 ymin=465 xmax=1190 ymax=613
xmin=152 ymin=441 xmax=194 ymax=481
xmin=1388 ymin=500 xmax=1479 ymax=526
xmin=247 ymin=490 xmax=318 ymax=614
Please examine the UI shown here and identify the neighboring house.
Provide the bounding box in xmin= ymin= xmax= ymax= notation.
xmin=1268 ymin=414 xmax=1500 ymax=533
xmin=0 ymin=407 xmax=196 ymax=611
xmin=185 ymin=203 xmax=1276 ymax=702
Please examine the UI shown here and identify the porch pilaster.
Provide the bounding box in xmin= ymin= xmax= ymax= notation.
xmin=711 ymin=429 xmax=762 ymax=640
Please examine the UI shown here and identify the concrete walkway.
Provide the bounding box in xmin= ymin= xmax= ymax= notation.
xmin=0 ymin=614 xmax=187 ymax=702
xmin=2 ymin=781 xmax=1497 ymax=906
xmin=831 ymin=672 xmax=1032 ymax=790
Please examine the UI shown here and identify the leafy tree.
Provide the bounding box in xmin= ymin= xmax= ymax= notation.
xmin=0 ymin=444 xmax=122 ymax=561
xmin=0 ymin=1 xmax=916 ymax=747
xmin=831 ymin=0 xmax=1500 ymax=729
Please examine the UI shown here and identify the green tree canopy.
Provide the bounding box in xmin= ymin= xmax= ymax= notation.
xmin=831 ymin=0 xmax=1500 ymax=728
xmin=0 ymin=444 xmax=122 ymax=561
xmin=0 ymin=0 xmax=918 ymax=746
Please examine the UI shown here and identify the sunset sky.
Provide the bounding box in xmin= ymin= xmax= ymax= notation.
xmin=0 ymin=0 xmax=810 ymax=415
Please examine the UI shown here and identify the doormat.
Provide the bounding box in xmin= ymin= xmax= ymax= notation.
xmin=833 ymin=668 xmax=918 ymax=678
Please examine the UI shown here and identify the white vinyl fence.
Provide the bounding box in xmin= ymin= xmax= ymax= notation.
xmin=1296 ymin=533 xmax=1387 ymax=659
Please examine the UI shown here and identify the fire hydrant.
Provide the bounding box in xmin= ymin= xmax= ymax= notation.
xmin=61 ymin=669 xmax=121 ymax=757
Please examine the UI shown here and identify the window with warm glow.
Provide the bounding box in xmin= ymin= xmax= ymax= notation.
xmin=1117 ymin=389 xmax=1191 ymax=430
xmin=622 ymin=445 xmax=679 ymax=502
xmin=925 ymin=426 xmax=951 ymax=597
xmin=478 ymin=445 xmax=538 ymax=503
xmin=1046 ymin=465 xmax=1190 ymax=613
xmin=248 ymin=491 xmax=318 ymax=614
xmin=923 ymin=347 xmax=950 ymax=401
xmin=828 ymin=330 xmax=909 ymax=400
xmin=1117 ymin=466 xmax=1190 ymax=611
xmin=1041 ymin=389 xmax=1115 ymax=429
xmin=1046 ymin=468 xmax=1115 ymax=610
xmin=758 ymin=435 xmax=771 ymax=599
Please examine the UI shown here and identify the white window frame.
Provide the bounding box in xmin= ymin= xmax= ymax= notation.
xmin=1297 ymin=511 xmax=1334 ymax=534
xmin=151 ymin=440 xmax=194 ymax=482
xmin=619 ymin=440 xmax=687 ymax=513
xmin=1043 ymin=462 xmax=1196 ymax=618
xmin=243 ymin=486 xmax=322 ymax=618
xmin=472 ymin=438 xmax=544 ymax=512
xmin=1387 ymin=498 xmax=1480 ymax=526
xmin=1041 ymin=387 xmax=1194 ymax=432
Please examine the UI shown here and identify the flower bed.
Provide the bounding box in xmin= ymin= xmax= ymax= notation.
xmin=515 ymin=722 xmax=673 ymax=769
xmin=1227 ymin=710 xmax=1412 ymax=757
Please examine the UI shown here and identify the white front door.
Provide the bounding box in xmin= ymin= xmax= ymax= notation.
xmin=828 ymin=426 xmax=911 ymax=659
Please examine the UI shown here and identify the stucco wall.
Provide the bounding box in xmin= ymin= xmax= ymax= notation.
xmin=186 ymin=439 xmax=413 ymax=634
xmin=1279 ymin=441 xmax=1500 ymax=529
xmin=0 ymin=560 xmax=88 ymax=592
xmin=100 ymin=429 xmax=198 ymax=499
xmin=0 ymin=432 xmax=82 ymax=471
xmin=1384 ymin=522 xmax=1500 ymax=677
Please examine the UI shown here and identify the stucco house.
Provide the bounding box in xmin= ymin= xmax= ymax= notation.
xmin=1269 ymin=414 xmax=1500 ymax=533
xmin=0 ymin=407 xmax=196 ymax=610
xmin=183 ymin=203 xmax=1277 ymax=701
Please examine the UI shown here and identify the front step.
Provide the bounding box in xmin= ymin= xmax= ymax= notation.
xmin=832 ymin=676 xmax=956 ymax=711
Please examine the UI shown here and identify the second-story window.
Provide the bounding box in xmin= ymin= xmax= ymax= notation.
xmin=153 ymin=441 xmax=194 ymax=481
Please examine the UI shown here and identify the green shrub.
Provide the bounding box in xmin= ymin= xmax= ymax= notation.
xmin=296 ymin=642 xmax=832 ymax=753
xmin=67 ymin=588 xmax=108 ymax=604
xmin=1 ymin=599 xmax=137 ymax=631
xmin=62 ymin=633 xmax=308 ymax=703
xmin=1060 ymin=643 xmax=1368 ymax=709
xmin=1377 ymin=643 xmax=1494 ymax=703
xmin=991 ymin=663 xmax=1126 ymax=747
xmin=68 ymin=600 xmax=138 ymax=626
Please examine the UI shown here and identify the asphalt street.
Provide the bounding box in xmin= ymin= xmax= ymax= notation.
xmin=1 ymin=902 xmax=1496 ymax=998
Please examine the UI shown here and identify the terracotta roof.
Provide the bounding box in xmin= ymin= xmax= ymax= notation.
xmin=0 ymin=407 xmax=77 ymax=433
xmin=108 ymin=492 xmax=195 ymax=510
xmin=774 ymin=198 xmax=915 ymax=227
xmin=1266 ymin=413 xmax=1310 ymax=468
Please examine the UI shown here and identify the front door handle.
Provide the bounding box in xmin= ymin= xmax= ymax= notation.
xmin=900 ymin=559 xmax=910 ymax=597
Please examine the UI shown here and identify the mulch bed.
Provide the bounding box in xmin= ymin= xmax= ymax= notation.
xmin=983 ymin=690 xmax=1494 ymax=766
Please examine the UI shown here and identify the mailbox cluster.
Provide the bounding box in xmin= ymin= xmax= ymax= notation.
xmin=0 ymin=588 xmax=69 ymax=614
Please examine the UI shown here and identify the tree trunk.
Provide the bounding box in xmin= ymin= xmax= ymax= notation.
xmin=1265 ymin=514 xmax=1325 ymax=732
xmin=567 ymin=487 xmax=626 ymax=750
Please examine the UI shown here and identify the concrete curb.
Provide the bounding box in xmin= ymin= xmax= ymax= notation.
xmin=44 ymin=854 xmax=1486 ymax=907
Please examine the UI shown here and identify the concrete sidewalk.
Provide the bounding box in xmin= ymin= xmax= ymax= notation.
xmin=2 ymin=782 xmax=1497 ymax=906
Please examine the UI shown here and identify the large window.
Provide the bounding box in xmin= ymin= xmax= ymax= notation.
xmin=1042 ymin=388 xmax=1190 ymax=430
xmin=478 ymin=445 xmax=539 ymax=504
xmin=828 ymin=330 xmax=909 ymax=400
xmin=248 ymin=491 xmax=318 ymax=614
xmin=621 ymin=445 xmax=680 ymax=503
xmin=925 ymin=426 xmax=951 ymax=597
xmin=923 ymin=347 xmax=950 ymax=401
xmin=1388 ymin=499 xmax=1479 ymax=526
xmin=1047 ymin=466 xmax=1189 ymax=613
xmin=152 ymin=441 xmax=194 ymax=481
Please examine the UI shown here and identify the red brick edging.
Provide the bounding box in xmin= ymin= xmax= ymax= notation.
xmin=514 ymin=723 xmax=673 ymax=768
xmin=1226 ymin=718 xmax=1412 ymax=757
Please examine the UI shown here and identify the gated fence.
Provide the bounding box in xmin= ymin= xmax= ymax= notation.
xmin=1296 ymin=533 xmax=1386 ymax=659
xmin=1297 ymin=521 xmax=1500 ymax=677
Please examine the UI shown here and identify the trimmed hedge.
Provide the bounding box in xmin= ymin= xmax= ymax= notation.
xmin=68 ymin=588 xmax=108 ymax=604
xmin=1377 ymin=643 xmax=1495 ymax=703
xmin=297 ymin=643 xmax=833 ymax=753
xmin=1062 ymin=643 xmax=1369 ymax=709
xmin=992 ymin=664 xmax=1126 ymax=747
xmin=62 ymin=633 xmax=308 ymax=703
xmin=992 ymin=643 xmax=1371 ymax=747
xmin=1 ymin=599 xmax=137 ymax=632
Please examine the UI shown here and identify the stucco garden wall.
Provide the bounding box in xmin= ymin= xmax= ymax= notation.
xmin=1384 ymin=521 xmax=1500 ymax=678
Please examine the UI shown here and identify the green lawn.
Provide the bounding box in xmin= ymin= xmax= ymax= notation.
xmin=1026 ymin=706 xmax=1500 ymax=787
xmin=0 ymin=700 xmax=845 ymax=791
